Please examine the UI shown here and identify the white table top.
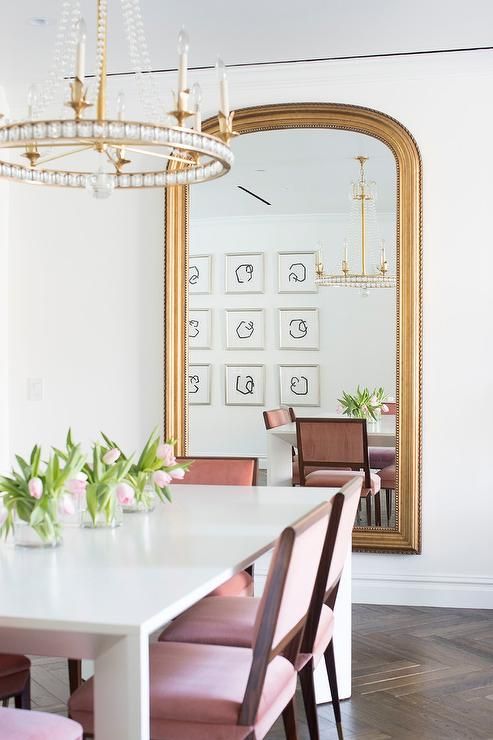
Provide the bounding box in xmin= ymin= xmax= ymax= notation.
xmin=0 ymin=484 xmax=335 ymax=639
xmin=269 ymin=413 xmax=396 ymax=447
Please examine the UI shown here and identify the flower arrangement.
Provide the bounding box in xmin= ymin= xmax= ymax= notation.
xmin=99 ymin=429 xmax=189 ymax=512
xmin=0 ymin=442 xmax=86 ymax=545
xmin=338 ymin=386 xmax=389 ymax=421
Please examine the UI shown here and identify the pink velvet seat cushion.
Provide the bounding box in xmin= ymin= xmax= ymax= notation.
xmin=368 ymin=446 xmax=396 ymax=470
xmin=69 ymin=642 xmax=297 ymax=740
xmin=0 ymin=654 xmax=30 ymax=699
xmin=207 ymin=570 xmax=253 ymax=598
xmin=0 ymin=707 xmax=82 ymax=740
xmin=159 ymin=596 xmax=260 ymax=647
xmin=377 ymin=464 xmax=396 ymax=489
xmin=304 ymin=469 xmax=381 ymax=495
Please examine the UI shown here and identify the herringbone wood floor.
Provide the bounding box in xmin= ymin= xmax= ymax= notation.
xmin=26 ymin=605 xmax=493 ymax=739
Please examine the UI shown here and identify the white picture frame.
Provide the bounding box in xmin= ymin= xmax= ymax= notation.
xmin=189 ymin=255 xmax=212 ymax=294
xmin=278 ymin=251 xmax=318 ymax=293
xmin=189 ymin=309 xmax=212 ymax=349
xmin=188 ymin=364 xmax=211 ymax=405
xmin=225 ymin=252 xmax=264 ymax=294
xmin=279 ymin=307 xmax=319 ymax=350
xmin=225 ymin=364 xmax=265 ymax=406
xmin=225 ymin=309 xmax=265 ymax=350
xmin=279 ymin=364 xmax=320 ymax=406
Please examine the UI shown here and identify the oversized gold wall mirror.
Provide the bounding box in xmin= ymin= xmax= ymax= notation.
xmin=164 ymin=103 xmax=421 ymax=553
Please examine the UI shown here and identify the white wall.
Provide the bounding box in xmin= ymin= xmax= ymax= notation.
xmin=189 ymin=213 xmax=396 ymax=457
xmin=4 ymin=49 xmax=493 ymax=607
xmin=8 ymin=184 xmax=164 ymax=455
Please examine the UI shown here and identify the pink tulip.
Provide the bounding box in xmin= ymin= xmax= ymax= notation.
xmin=336 ymin=404 xmax=343 ymax=414
xmin=103 ymin=448 xmax=120 ymax=465
xmin=116 ymin=483 xmax=135 ymax=506
xmin=58 ymin=494 xmax=75 ymax=516
xmin=0 ymin=507 xmax=7 ymax=528
xmin=381 ymin=404 xmax=389 ymax=413
xmin=156 ymin=443 xmax=176 ymax=466
xmin=28 ymin=477 xmax=43 ymax=499
xmin=76 ymin=472 xmax=88 ymax=482
xmin=153 ymin=470 xmax=172 ymax=488
xmin=66 ymin=478 xmax=87 ymax=496
xmin=170 ymin=467 xmax=185 ymax=480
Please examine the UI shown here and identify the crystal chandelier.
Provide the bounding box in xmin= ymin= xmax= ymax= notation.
xmin=0 ymin=0 xmax=236 ymax=197
xmin=315 ymin=156 xmax=396 ymax=288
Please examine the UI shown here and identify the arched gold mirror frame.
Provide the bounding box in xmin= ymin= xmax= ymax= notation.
xmin=164 ymin=102 xmax=422 ymax=553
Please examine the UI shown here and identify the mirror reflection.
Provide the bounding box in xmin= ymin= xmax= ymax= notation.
xmin=188 ymin=128 xmax=397 ymax=529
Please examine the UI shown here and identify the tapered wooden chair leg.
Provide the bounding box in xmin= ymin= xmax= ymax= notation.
xmin=14 ymin=680 xmax=30 ymax=710
xmin=365 ymin=496 xmax=372 ymax=526
xmin=68 ymin=658 xmax=82 ymax=694
xmin=324 ymin=640 xmax=344 ymax=739
xmin=299 ymin=660 xmax=320 ymax=740
xmin=375 ymin=492 xmax=382 ymax=527
xmin=282 ymin=697 xmax=299 ymax=740
xmin=386 ymin=488 xmax=393 ymax=523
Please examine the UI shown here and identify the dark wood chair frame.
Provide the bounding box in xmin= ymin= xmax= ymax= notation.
xmin=0 ymin=672 xmax=31 ymax=710
xmin=296 ymin=417 xmax=380 ymax=526
xmin=68 ymin=455 xmax=259 ymax=695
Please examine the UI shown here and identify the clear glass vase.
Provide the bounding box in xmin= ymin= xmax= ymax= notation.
xmin=80 ymin=485 xmax=123 ymax=529
xmin=14 ymin=519 xmax=62 ymax=548
xmin=122 ymin=478 xmax=156 ymax=514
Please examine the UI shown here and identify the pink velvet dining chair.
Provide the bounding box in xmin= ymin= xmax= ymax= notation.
xmin=368 ymin=401 xmax=396 ymax=471
xmin=377 ymin=463 xmax=396 ymax=524
xmin=262 ymin=408 xmax=300 ymax=486
xmin=156 ymin=478 xmax=361 ymax=740
xmin=173 ymin=455 xmax=258 ymax=598
xmin=68 ymin=501 xmax=333 ymax=739
xmin=296 ymin=418 xmax=381 ymax=526
xmin=0 ymin=706 xmax=83 ymax=739
xmin=0 ymin=653 xmax=31 ymax=710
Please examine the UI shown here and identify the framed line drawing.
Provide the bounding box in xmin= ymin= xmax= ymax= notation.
xmin=189 ymin=255 xmax=212 ymax=294
xmin=188 ymin=364 xmax=211 ymax=405
xmin=225 ymin=364 xmax=265 ymax=406
xmin=279 ymin=364 xmax=320 ymax=406
xmin=225 ymin=308 xmax=265 ymax=350
xmin=189 ymin=309 xmax=212 ymax=349
xmin=279 ymin=307 xmax=319 ymax=350
xmin=225 ymin=252 xmax=264 ymax=294
xmin=278 ymin=251 xmax=318 ymax=293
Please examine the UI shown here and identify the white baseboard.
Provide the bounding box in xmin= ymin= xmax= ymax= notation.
xmin=353 ymin=573 xmax=493 ymax=609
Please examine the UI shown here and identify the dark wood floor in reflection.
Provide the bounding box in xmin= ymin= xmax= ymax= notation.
xmin=27 ymin=604 xmax=493 ymax=739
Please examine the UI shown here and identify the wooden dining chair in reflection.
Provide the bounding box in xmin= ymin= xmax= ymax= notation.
xmin=69 ymin=502 xmax=333 ymax=740
xmin=377 ymin=463 xmax=396 ymax=524
xmin=156 ymin=478 xmax=361 ymax=740
xmin=174 ymin=456 xmax=258 ymax=597
xmin=0 ymin=654 xmax=31 ymax=710
xmin=0 ymin=707 xmax=83 ymax=739
xmin=263 ymin=407 xmax=299 ymax=485
xmin=296 ymin=418 xmax=381 ymax=526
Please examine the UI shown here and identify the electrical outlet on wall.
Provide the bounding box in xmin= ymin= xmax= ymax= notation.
xmin=27 ymin=378 xmax=43 ymax=401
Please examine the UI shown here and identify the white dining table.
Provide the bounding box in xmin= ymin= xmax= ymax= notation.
xmin=267 ymin=412 xmax=396 ymax=486
xmin=0 ymin=484 xmax=350 ymax=740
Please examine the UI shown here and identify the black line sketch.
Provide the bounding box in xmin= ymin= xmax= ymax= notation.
xmin=289 ymin=318 xmax=308 ymax=339
xmin=235 ymin=375 xmax=255 ymax=395
xmin=189 ymin=265 xmax=199 ymax=285
xmin=235 ymin=264 xmax=254 ymax=284
xmin=188 ymin=374 xmax=200 ymax=394
xmin=189 ymin=319 xmax=200 ymax=338
xmin=288 ymin=262 xmax=307 ymax=283
xmin=290 ymin=375 xmax=309 ymax=396
xmin=235 ymin=320 xmax=254 ymax=339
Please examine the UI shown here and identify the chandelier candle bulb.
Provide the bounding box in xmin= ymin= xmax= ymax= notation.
xmin=216 ymin=57 xmax=229 ymax=117
xmin=116 ymin=91 xmax=125 ymax=121
xmin=75 ymin=18 xmax=87 ymax=82
xmin=27 ymin=85 xmax=36 ymax=118
xmin=177 ymin=28 xmax=189 ymax=93
xmin=191 ymin=83 xmax=202 ymax=132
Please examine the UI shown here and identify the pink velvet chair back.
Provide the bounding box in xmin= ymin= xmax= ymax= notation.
xmin=324 ymin=478 xmax=362 ymax=597
xmin=263 ymin=407 xmax=296 ymax=430
xmin=174 ymin=457 xmax=257 ymax=486
xmin=296 ymin=418 xmax=371 ymax=487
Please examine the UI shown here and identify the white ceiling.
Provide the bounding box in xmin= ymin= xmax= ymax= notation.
xmin=1 ymin=0 xmax=493 ymax=88
xmin=191 ymin=129 xmax=396 ymax=218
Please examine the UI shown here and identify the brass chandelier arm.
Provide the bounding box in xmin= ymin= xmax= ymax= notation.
xmin=34 ymin=144 xmax=94 ymax=166
xmin=123 ymin=146 xmax=195 ymax=166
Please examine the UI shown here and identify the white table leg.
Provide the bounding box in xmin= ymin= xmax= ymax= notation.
xmin=266 ymin=431 xmax=293 ymax=486
xmin=94 ymin=631 xmax=149 ymax=740
xmin=313 ymin=546 xmax=352 ymax=702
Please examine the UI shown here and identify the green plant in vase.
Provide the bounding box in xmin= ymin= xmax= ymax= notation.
xmin=0 ymin=443 xmax=86 ymax=547
xmin=338 ymin=386 xmax=389 ymax=421
xmin=100 ymin=429 xmax=190 ymax=513
xmin=80 ymin=443 xmax=133 ymax=528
